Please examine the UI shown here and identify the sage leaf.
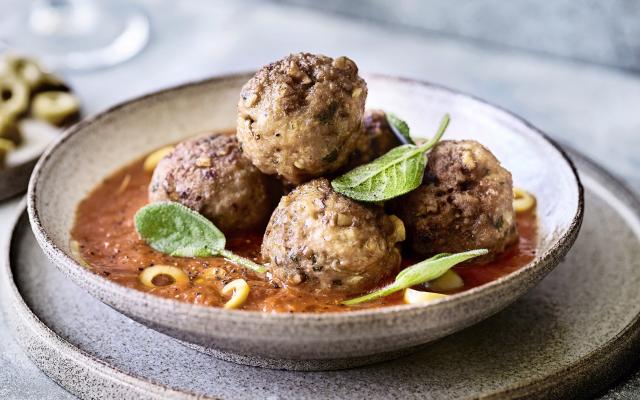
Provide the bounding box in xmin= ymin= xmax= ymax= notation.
xmin=342 ymin=249 xmax=488 ymax=305
xmin=386 ymin=112 xmax=415 ymax=145
xmin=135 ymin=202 xmax=266 ymax=273
xmin=331 ymin=114 xmax=449 ymax=202
xmin=135 ymin=202 xmax=225 ymax=257
xmin=332 ymin=114 xmax=450 ymax=202
xmin=331 ymin=144 xmax=427 ymax=201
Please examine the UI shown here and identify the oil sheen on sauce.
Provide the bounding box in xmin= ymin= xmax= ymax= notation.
xmin=71 ymin=157 xmax=538 ymax=313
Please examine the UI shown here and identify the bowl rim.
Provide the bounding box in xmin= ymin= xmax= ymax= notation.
xmin=27 ymin=72 xmax=585 ymax=324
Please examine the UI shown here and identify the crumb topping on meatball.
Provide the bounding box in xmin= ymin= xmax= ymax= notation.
xmin=149 ymin=133 xmax=279 ymax=233
xmin=262 ymin=178 xmax=404 ymax=295
xmin=237 ymin=53 xmax=367 ymax=184
xmin=392 ymin=140 xmax=517 ymax=263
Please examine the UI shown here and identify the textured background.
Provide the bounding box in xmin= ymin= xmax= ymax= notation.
xmin=273 ymin=0 xmax=640 ymax=72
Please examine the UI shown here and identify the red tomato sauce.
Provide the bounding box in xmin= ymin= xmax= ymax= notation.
xmin=71 ymin=154 xmax=537 ymax=313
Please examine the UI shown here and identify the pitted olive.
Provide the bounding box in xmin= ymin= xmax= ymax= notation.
xmin=32 ymin=91 xmax=80 ymax=126
xmin=0 ymin=76 xmax=30 ymax=117
xmin=2 ymin=56 xmax=45 ymax=90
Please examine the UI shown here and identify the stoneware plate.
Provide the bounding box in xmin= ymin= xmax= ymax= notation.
xmin=26 ymin=74 xmax=583 ymax=370
xmin=6 ymin=150 xmax=637 ymax=399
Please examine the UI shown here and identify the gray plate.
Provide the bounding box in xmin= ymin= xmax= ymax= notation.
xmin=2 ymin=149 xmax=639 ymax=400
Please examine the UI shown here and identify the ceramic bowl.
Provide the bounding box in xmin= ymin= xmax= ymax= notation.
xmin=27 ymin=73 xmax=583 ymax=371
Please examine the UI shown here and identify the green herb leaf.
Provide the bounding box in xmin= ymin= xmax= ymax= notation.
xmin=135 ymin=202 xmax=225 ymax=257
xmin=331 ymin=114 xmax=450 ymax=202
xmin=219 ymin=249 xmax=266 ymax=274
xmin=386 ymin=112 xmax=415 ymax=145
xmin=134 ymin=202 xmax=266 ymax=273
xmin=331 ymin=144 xmax=427 ymax=201
xmin=342 ymin=249 xmax=488 ymax=305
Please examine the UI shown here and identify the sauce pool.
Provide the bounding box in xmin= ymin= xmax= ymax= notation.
xmin=71 ymin=155 xmax=537 ymax=313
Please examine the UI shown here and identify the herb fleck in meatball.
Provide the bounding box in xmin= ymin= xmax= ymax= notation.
xmin=237 ymin=53 xmax=367 ymax=184
xmin=346 ymin=109 xmax=402 ymax=169
xmin=392 ymin=140 xmax=517 ymax=263
xmin=262 ymin=178 xmax=404 ymax=295
xmin=149 ymin=133 xmax=279 ymax=233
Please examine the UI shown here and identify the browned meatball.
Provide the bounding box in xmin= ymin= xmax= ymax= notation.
xmin=237 ymin=53 xmax=367 ymax=184
xmin=262 ymin=178 xmax=404 ymax=295
xmin=392 ymin=140 xmax=517 ymax=263
xmin=149 ymin=133 xmax=278 ymax=233
xmin=345 ymin=109 xmax=402 ymax=169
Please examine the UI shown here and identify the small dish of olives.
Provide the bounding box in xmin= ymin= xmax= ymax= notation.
xmin=0 ymin=54 xmax=81 ymax=200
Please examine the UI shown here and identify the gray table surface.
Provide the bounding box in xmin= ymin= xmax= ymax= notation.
xmin=1 ymin=0 xmax=639 ymax=398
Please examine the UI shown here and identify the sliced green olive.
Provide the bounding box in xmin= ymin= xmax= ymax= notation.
xmin=32 ymin=91 xmax=80 ymax=126
xmin=0 ymin=76 xmax=30 ymax=117
xmin=4 ymin=56 xmax=45 ymax=90
xmin=0 ymin=112 xmax=21 ymax=145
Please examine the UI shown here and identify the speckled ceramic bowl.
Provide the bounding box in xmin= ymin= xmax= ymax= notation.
xmin=27 ymin=73 xmax=583 ymax=371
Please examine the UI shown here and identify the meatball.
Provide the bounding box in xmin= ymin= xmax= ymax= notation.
xmin=262 ymin=178 xmax=404 ymax=295
xmin=149 ymin=133 xmax=278 ymax=233
xmin=345 ymin=109 xmax=402 ymax=169
xmin=392 ymin=140 xmax=517 ymax=263
xmin=237 ymin=53 xmax=367 ymax=184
